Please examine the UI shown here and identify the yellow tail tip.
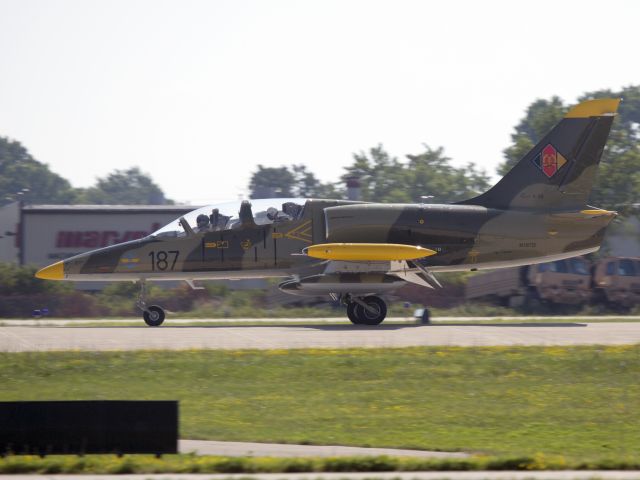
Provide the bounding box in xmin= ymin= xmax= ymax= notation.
xmin=565 ymin=98 xmax=620 ymax=118
xmin=35 ymin=261 xmax=65 ymax=280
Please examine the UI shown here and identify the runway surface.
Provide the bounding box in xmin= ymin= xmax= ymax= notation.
xmin=1 ymin=321 xmax=640 ymax=351
xmin=179 ymin=439 xmax=467 ymax=458
xmin=3 ymin=315 xmax=638 ymax=325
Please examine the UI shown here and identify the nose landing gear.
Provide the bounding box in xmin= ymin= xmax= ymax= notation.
xmin=136 ymin=281 xmax=166 ymax=327
xmin=143 ymin=305 xmax=166 ymax=327
xmin=345 ymin=295 xmax=387 ymax=325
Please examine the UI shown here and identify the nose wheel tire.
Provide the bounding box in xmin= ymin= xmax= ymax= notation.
xmin=347 ymin=296 xmax=387 ymax=325
xmin=143 ymin=305 xmax=166 ymax=327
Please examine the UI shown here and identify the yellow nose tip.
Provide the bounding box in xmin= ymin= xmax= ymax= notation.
xmin=35 ymin=261 xmax=65 ymax=280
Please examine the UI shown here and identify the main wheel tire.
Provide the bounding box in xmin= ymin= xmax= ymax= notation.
xmin=358 ymin=296 xmax=387 ymax=325
xmin=347 ymin=302 xmax=364 ymax=324
xmin=143 ymin=305 xmax=165 ymax=327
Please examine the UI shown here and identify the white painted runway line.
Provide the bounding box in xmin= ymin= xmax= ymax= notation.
xmin=1 ymin=322 xmax=639 ymax=352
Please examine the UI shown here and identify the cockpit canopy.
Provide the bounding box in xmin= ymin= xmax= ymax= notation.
xmin=152 ymin=198 xmax=306 ymax=238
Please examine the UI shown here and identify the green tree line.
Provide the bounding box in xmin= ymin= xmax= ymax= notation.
xmin=0 ymin=137 xmax=170 ymax=206
xmin=2 ymin=86 xmax=638 ymax=208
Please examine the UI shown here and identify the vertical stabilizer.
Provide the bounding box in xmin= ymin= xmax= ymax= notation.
xmin=460 ymin=98 xmax=620 ymax=211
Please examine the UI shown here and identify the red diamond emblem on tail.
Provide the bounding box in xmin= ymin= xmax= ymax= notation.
xmin=531 ymin=143 xmax=568 ymax=178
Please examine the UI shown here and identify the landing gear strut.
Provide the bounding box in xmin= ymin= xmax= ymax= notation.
xmin=136 ymin=281 xmax=166 ymax=327
xmin=419 ymin=307 xmax=431 ymax=324
xmin=345 ymin=295 xmax=387 ymax=325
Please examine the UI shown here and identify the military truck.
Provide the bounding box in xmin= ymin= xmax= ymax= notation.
xmin=465 ymin=257 xmax=592 ymax=309
xmin=592 ymin=257 xmax=640 ymax=308
xmin=466 ymin=256 xmax=640 ymax=310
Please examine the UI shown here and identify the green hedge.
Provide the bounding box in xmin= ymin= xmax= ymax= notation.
xmin=1 ymin=453 xmax=640 ymax=474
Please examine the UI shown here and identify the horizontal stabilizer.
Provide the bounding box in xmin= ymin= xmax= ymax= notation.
xmin=550 ymin=209 xmax=618 ymax=219
xmin=579 ymin=209 xmax=617 ymax=218
xmin=304 ymin=243 xmax=437 ymax=261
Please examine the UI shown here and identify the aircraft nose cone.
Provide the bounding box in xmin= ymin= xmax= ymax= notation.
xmin=35 ymin=261 xmax=65 ymax=280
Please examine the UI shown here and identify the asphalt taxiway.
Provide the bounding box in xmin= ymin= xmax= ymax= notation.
xmin=1 ymin=320 xmax=640 ymax=352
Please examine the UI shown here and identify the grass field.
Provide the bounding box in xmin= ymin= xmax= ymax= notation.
xmin=1 ymin=346 xmax=639 ymax=463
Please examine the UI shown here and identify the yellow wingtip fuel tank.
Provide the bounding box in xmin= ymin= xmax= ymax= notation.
xmin=305 ymin=243 xmax=437 ymax=261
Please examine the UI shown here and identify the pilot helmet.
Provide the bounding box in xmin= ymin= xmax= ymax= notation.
xmin=196 ymin=214 xmax=210 ymax=228
xmin=266 ymin=207 xmax=278 ymax=220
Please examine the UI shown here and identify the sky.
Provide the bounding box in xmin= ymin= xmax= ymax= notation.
xmin=0 ymin=0 xmax=638 ymax=205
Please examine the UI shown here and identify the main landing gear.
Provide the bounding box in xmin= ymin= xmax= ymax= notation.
xmin=136 ymin=281 xmax=166 ymax=327
xmin=344 ymin=295 xmax=387 ymax=325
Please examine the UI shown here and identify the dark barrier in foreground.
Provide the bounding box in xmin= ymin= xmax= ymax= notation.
xmin=0 ymin=401 xmax=178 ymax=455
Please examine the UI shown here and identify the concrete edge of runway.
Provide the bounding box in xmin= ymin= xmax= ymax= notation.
xmin=179 ymin=440 xmax=468 ymax=458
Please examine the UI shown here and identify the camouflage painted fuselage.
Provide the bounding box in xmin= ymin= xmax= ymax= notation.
xmin=58 ymin=199 xmax=613 ymax=283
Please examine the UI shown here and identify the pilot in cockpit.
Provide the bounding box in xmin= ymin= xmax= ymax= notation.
xmin=209 ymin=208 xmax=231 ymax=230
xmin=266 ymin=206 xmax=293 ymax=223
xmin=282 ymin=202 xmax=302 ymax=219
xmin=266 ymin=207 xmax=279 ymax=221
xmin=196 ymin=214 xmax=210 ymax=232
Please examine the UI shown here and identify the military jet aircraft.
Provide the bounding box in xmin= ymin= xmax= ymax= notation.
xmin=36 ymin=98 xmax=620 ymax=326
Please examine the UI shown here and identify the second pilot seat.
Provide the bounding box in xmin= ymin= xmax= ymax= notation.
xmin=238 ymin=200 xmax=257 ymax=228
xmin=209 ymin=208 xmax=231 ymax=231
